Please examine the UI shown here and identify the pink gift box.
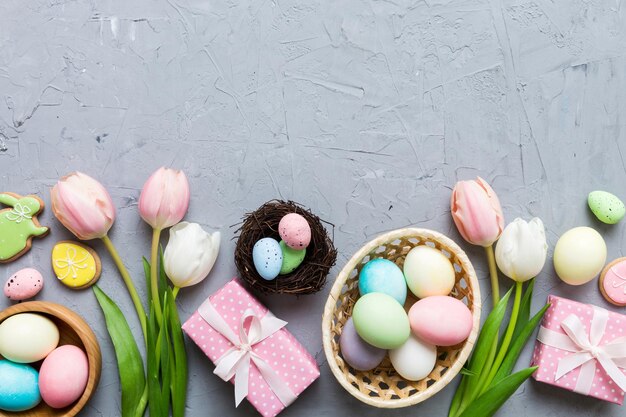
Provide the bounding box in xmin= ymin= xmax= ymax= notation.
xmin=182 ymin=279 xmax=320 ymax=417
xmin=531 ymin=295 xmax=626 ymax=405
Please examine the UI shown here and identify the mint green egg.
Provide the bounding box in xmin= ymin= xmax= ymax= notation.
xmin=352 ymin=293 xmax=410 ymax=349
xmin=279 ymin=240 xmax=306 ymax=275
xmin=588 ymin=191 xmax=625 ymax=224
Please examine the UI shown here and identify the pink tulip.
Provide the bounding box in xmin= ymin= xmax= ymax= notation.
xmin=51 ymin=172 xmax=116 ymax=240
xmin=139 ymin=167 xmax=190 ymax=230
xmin=451 ymin=177 xmax=504 ymax=247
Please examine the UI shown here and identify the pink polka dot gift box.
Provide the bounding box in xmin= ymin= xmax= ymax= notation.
xmin=182 ymin=278 xmax=320 ymax=417
xmin=531 ymin=295 xmax=626 ymax=405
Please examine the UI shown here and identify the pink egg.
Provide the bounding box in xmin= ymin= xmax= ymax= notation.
xmin=39 ymin=345 xmax=89 ymax=409
xmin=278 ymin=213 xmax=311 ymax=249
xmin=4 ymin=268 xmax=43 ymax=301
xmin=408 ymin=296 xmax=473 ymax=346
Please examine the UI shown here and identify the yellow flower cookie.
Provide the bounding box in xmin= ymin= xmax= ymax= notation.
xmin=51 ymin=241 xmax=101 ymax=289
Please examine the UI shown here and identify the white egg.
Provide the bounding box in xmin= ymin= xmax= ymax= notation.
xmin=554 ymin=227 xmax=606 ymax=286
xmin=389 ymin=334 xmax=437 ymax=381
xmin=0 ymin=313 xmax=59 ymax=363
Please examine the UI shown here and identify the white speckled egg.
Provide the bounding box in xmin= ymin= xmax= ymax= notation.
xmin=0 ymin=313 xmax=59 ymax=363
xmin=279 ymin=213 xmax=311 ymax=249
xmin=389 ymin=334 xmax=437 ymax=381
xmin=252 ymin=238 xmax=283 ymax=280
xmin=554 ymin=227 xmax=607 ymax=285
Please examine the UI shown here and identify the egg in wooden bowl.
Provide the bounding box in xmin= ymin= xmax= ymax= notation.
xmin=0 ymin=301 xmax=101 ymax=417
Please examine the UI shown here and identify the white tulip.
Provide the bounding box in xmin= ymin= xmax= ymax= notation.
xmin=495 ymin=217 xmax=548 ymax=282
xmin=163 ymin=222 xmax=221 ymax=288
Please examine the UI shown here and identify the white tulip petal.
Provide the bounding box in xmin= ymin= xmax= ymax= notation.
xmin=495 ymin=217 xmax=548 ymax=282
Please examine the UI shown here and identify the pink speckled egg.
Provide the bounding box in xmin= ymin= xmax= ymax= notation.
xmin=408 ymin=296 xmax=473 ymax=346
xmin=4 ymin=268 xmax=43 ymax=301
xmin=279 ymin=213 xmax=311 ymax=249
xmin=39 ymin=345 xmax=89 ymax=409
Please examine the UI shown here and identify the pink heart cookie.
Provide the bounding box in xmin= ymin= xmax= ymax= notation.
xmin=599 ymin=257 xmax=626 ymax=306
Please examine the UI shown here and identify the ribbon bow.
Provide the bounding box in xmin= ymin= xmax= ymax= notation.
xmin=6 ymin=203 xmax=32 ymax=223
xmin=537 ymin=305 xmax=626 ymax=394
xmin=198 ymin=299 xmax=298 ymax=407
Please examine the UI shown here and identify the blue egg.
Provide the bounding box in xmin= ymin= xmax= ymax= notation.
xmin=359 ymin=258 xmax=407 ymax=305
xmin=0 ymin=360 xmax=41 ymax=412
xmin=252 ymin=238 xmax=283 ymax=280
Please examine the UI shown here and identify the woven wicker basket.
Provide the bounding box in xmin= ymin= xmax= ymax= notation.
xmin=322 ymin=228 xmax=481 ymax=408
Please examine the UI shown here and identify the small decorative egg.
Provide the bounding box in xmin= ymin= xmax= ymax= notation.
xmin=279 ymin=213 xmax=311 ymax=249
xmin=0 ymin=360 xmax=41 ymax=412
xmin=352 ymin=293 xmax=410 ymax=349
xmin=39 ymin=345 xmax=89 ymax=409
xmin=0 ymin=313 xmax=60 ymax=363
xmin=279 ymin=240 xmax=306 ymax=275
xmin=252 ymin=238 xmax=283 ymax=280
xmin=588 ymin=191 xmax=625 ymax=225
xmin=409 ymin=296 xmax=473 ymax=346
xmin=389 ymin=334 xmax=437 ymax=381
xmin=554 ymin=227 xmax=607 ymax=286
xmin=403 ymin=246 xmax=455 ymax=299
xmin=339 ymin=318 xmax=386 ymax=371
xmin=359 ymin=259 xmax=407 ymax=305
xmin=4 ymin=268 xmax=43 ymax=301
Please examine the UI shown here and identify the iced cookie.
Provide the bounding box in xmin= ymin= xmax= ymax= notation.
xmin=4 ymin=268 xmax=44 ymax=301
xmin=0 ymin=193 xmax=49 ymax=263
xmin=51 ymin=241 xmax=101 ymax=289
xmin=599 ymin=257 xmax=626 ymax=306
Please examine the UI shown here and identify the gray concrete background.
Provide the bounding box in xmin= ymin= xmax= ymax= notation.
xmin=1 ymin=0 xmax=625 ymax=415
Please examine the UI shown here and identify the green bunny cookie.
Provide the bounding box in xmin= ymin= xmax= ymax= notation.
xmin=0 ymin=192 xmax=49 ymax=262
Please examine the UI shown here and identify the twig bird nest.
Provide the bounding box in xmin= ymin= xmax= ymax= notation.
xmin=234 ymin=200 xmax=337 ymax=295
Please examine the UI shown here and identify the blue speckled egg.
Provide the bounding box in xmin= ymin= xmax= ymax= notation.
xmin=0 ymin=360 xmax=41 ymax=412
xmin=252 ymin=238 xmax=283 ymax=280
xmin=359 ymin=258 xmax=407 ymax=305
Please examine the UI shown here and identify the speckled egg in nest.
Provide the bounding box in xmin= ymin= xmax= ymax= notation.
xmin=234 ymin=200 xmax=337 ymax=295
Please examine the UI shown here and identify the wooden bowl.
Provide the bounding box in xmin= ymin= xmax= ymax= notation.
xmin=0 ymin=301 xmax=102 ymax=417
xmin=322 ymin=228 xmax=481 ymax=408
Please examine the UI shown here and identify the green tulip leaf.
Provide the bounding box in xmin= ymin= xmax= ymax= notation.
xmin=160 ymin=295 xmax=172 ymax=413
xmin=93 ymin=286 xmax=146 ymax=417
xmin=491 ymin=303 xmax=550 ymax=385
xmin=147 ymin=302 xmax=166 ymax=417
xmin=458 ymin=367 xmax=538 ymax=417
xmin=512 ymin=279 xmax=535 ymax=342
xmin=464 ymin=287 xmax=513 ymax=398
xmin=166 ymin=287 xmax=188 ymax=417
xmin=143 ymin=257 xmax=152 ymax=301
xmin=449 ymin=374 xmax=468 ymax=417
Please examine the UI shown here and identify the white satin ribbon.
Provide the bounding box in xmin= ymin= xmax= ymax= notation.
xmin=537 ymin=305 xmax=626 ymax=394
xmin=198 ymin=299 xmax=298 ymax=407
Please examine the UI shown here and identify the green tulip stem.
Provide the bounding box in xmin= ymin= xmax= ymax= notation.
xmin=172 ymin=286 xmax=180 ymax=300
xmin=101 ymin=235 xmax=147 ymax=341
xmin=151 ymin=228 xmax=163 ymax=325
xmin=457 ymin=244 xmax=502 ymax=414
xmin=482 ymin=280 xmax=523 ymax=392
xmin=485 ymin=244 xmax=500 ymax=306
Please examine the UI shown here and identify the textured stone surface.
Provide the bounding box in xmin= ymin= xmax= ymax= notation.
xmin=1 ymin=0 xmax=625 ymax=415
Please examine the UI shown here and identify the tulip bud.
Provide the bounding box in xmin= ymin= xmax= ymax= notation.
xmin=495 ymin=218 xmax=548 ymax=282
xmin=451 ymin=177 xmax=504 ymax=247
xmin=163 ymin=222 xmax=220 ymax=288
xmin=139 ymin=167 xmax=190 ymax=230
xmin=51 ymin=172 xmax=116 ymax=240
